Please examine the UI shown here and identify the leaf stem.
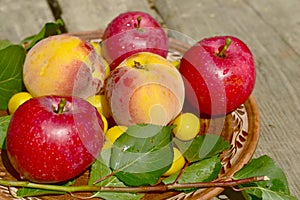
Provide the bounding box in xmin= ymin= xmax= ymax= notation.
xmin=93 ymin=171 xmax=118 ymax=185
xmin=174 ymin=160 xmax=191 ymax=183
xmin=0 ymin=176 xmax=268 ymax=195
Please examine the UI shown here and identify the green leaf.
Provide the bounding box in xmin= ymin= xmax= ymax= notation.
xmin=0 ymin=45 xmax=25 ymax=110
xmin=163 ymin=155 xmax=221 ymax=186
xmin=21 ymin=19 xmax=64 ymax=51
xmin=16 ymin=180 xmax=75 ymax=197
xmin=0 ymin=40 xmax=12 ymax=50
xmin=175 ymin=134 xmax=230 ymax=162
xmin=0 ymin=115 xmax=11 ymax=149
xmin=110 ymin=124 xmax=174 ymax=186
xmin=89 ymin=156 xmax=144 ymax=200
xmin=234 ymin=155 xmax=297 ymax=200
xmin=16 ymin=188 xmax=66 ymax=197
xmin=261 ymin=189 xmax=297 ymax=200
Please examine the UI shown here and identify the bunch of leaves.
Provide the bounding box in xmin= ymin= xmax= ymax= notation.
xmin=109 ymin=124 xmax=174 ymax=186
xmin=234 ymin=156 xmax=296 ymax=200
xmin=0 ymin=19 xmax=64 ymax=110
xmin=162 ymin=134 xmax=230 ymax=190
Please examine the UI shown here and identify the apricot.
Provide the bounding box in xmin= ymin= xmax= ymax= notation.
xmin=23 ymin=35 xmax=106 ymax=98
xmin=105 ymin=52 xmax=185 ymax=126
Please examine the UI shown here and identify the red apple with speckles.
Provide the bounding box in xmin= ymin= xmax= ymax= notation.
xmin=180 ymin=36 xmax=256 ymax=116
xmin=101 ymin=11 xmax=168 ymax=70
xmin=6 ymin=96 xmax=105 ymax=183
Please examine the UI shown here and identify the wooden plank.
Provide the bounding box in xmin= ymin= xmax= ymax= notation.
xmin=153 ymin=0 xmax=300 ymax=198
xmin=0 ymin=0 xmax=55 ymax=43
xmin=245 ymin=0 xmax=300 ymax=54
xmin=56 ymin=0 xmax=162 ymax=32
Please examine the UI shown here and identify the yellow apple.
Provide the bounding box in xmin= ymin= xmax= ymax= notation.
xmin=104 ymin=52 xmax=185 ymax=126
xmin=23 ymin=34 xmax=106 ymax=99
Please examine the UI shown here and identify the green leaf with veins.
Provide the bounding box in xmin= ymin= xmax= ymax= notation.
xmin=163 ymin=155 xmax=222 ymax=187
xmin=110 ymin=124 xmax=174 ymax=186
xmin=16 ymin=188 xmax=66 ymax=197
xmin=89 ymin=156 xmax=144 ymax=200
xmin=233 ymin=155 xmax=297 ymax=200
xmin=0 ymin=115 xmax=11 ymax=149
xmin=175 ymin=134 xmax=230 ymax=163
xmin=0 ymin=43 xmax=25 ymax=110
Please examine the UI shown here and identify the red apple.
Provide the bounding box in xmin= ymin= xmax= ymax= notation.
xmin=180 ymin=36 xmax=256 ymax=116
xmin=101 ymin=11 xmax=168 ymax=70
xmin=6 ymin=96 xmax=105 ymax=183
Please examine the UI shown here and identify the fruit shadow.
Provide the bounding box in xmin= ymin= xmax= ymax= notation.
xmin=182 ymin=98 xmax=212 ymax=119
xmin=1 ymin=144 xmax=21 ymax=180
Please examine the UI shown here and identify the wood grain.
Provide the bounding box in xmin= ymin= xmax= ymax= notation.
xmin=56 ymin=0 xmax=163 ymax=32
xmin=246 ymin=0 xmax=300 ymax=54
xmin=0 ymin=0 xmax=55 ymax=43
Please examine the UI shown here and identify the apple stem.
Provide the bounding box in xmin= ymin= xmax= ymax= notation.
xmin=217 ymin=38 xmax=232 ymax=58
xmin=134 ymin=61 xmax=144 ymax=69
xmin=137 ymin=16 xmax=142 ymax=29
xmin=55 ymin=98 xmax=67 ymax=114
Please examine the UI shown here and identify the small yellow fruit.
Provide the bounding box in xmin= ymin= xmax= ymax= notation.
xmin=171 ymin=60 xmax=180 ymax=69
xmin=86 ymin=94 xmax=110 ymax=118
xmin=105 ymin=125 xmax=128 ymax=144
xmin=103 ymin=58 xmax=111 ymax=79
xmin=8 ymin=92 xmax=33 ymax=114
xmin=100 ymin=113 xmax=108 ymax=133
xmin=90 ymin=41 xmax=102 ymax=55
xmin=163 ymin=147 xmax=185 ymax=176
xmin=90 ymin=41 xmax=110 ymax=79
xmin=86 ymin=95 xmax=108 ymax=133
xmin=172 ymin=112 xmax=200 ymax=141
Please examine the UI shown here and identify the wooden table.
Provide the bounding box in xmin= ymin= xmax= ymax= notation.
xmin=1 ymin=0 xmax=299 ymax=199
